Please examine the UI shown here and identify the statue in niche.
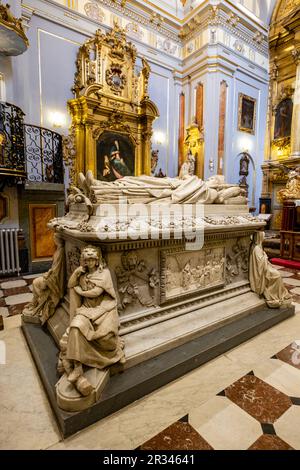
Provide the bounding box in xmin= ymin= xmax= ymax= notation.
xmin=116 ymin=251 xmax=159 ymax=310
xmin=58 ymin=246 xmax=125 ymax=397
xmin=179 ymin=149 xmax=196 ymax=179
xmin=249 ymin=232 xmax=292 ymax=308
xmin=22 ymin=235 xmax=65 ymax=325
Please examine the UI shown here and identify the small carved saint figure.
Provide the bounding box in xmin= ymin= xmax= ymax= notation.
xmin=179 ymin=149 xmax=196 ymax=179
xmin=58 ymin=246 xmax=125 ymax=397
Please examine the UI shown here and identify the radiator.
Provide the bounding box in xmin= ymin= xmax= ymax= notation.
xmin=0 ymin=229 xmax=21 ymax=276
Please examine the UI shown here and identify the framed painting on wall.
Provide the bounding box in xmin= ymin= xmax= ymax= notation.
xmin=274 ymin=98 xmax=293 ymax=140
xmin=238 ymin=93 xmax=257 ymax=135
xmin=96 ymin=131 xmax=135 ymax=181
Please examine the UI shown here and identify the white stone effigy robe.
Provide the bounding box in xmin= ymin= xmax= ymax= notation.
xmin=67 ymin=268 xmax=125 ymax=369
xmin=89 ymin=174 xmax=244 ymax=205
xmin=249 ymin=233 xmax=292 ymax=308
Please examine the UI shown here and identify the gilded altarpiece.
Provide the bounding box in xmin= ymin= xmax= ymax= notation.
xmin=66 ymin=25 xmax=159 ymax=182
xmin=261 ymin=2 xmax=300 ymax=230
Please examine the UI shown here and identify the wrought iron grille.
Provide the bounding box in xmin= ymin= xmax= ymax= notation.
xmin=24 ymin=124 xmax=64 ymax=183
xmin=0 ymin=101 xmax=26 ymax=178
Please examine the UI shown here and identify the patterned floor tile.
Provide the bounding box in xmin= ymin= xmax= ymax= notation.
xmin=280 ymin=272 xmax=295 ymax=278
xmin=283 ymin=278 xmax=300 ymax=287
xmin=290 ymin=288 xmax=300 ymax=295
xmin=7 ymin=302 xmax=29 ymax=316
xmin=274 ymin=406 xmax=300 ymax=450
xmin=276 ymin=342 xmax=300 ymax=370
xmin=2 ymin=286 xmax=31 ymax=297
xmin=254 ymin=359 xmax=300 ymax=398
xmin=5 ymin=293 xmax=33 ymax=306
xmin=225 ymin=374 xmax=292 ymax=423
xmin=248 ymin=434 xmax=294 ymax=450
xmin=0 ymin=280 xmax=27 ymax=289
xmin=139 ymin=421 xmax=213 ymax=450
xmin=0 ymin=306 xmax=9 ymax=317
xmin=189 ymin=396 xmax=262 ymax=450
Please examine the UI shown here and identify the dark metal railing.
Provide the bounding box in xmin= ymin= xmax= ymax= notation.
xmin=24 ymin=124 xmax=64 ymax=184
xmin=0 ymin=101 xmax=26 ymax=180
xmin=0 ymin=101 xmax=64 ymax=185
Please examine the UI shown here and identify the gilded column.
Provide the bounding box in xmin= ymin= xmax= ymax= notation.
xmin=291 ymin=47 xmax=300 ymax=156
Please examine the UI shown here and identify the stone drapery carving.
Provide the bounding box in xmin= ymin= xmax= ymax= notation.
xmin=58 ymin=246 xmax=125 ymax=398
xmin=82 ymin=171 xmax=246 ymax=206
xmin=22 ymin=235 xmax=65 ymax=324
xmin=249 ymin=232 xmax=292 ymax=308
xmin=116 ymin=251 xmax=159 ymax=310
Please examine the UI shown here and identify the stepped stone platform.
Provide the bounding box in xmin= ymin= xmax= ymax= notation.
xmin=22 ymin=297 xmax=294 ymax=437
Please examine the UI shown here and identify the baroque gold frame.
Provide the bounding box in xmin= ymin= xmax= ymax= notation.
xmin=238 ymin=93 xmax=257 ymax=135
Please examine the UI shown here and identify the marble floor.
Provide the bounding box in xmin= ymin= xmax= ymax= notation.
xmin=1 ymin=265 xmax=300 ymax=450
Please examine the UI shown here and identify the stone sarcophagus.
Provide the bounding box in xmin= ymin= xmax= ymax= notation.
xmin=22 ymin=173 xmax=294 ymax=437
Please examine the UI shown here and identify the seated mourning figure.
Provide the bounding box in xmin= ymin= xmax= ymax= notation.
xmin=22 ymin=234 xmax=65 ymax=324
xmin=249 ymin=232 xmax=292 ymax=308
xmin=58 ymin=246 xmax=125 ymax=397
xmin=80 ymin=171 xmax=247 ymax=205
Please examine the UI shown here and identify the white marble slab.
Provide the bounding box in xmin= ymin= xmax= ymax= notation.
xmin=0 ymin=307 xmax=9 ymax=318
xmin=0 ymin=327 xmax=61 ymax=449
xmin=123 ymin=292 xmax=265 ymax=368
xmin=280 ymin=272 xmax=295 ymax=278
xmin=0 ymin=280 xmax=27 ymax=289
xmin=275 ymin=406 xmax=300 ymax=450
xmin=5 ymin=293 xmax=33 ymax=306
xmin=23 ymin=273 xmax=45 ymax=280
xmin=283 ymin=278 xmax=300 ymax=287
xmin=189 ymin=396 xmax=261 ymax=450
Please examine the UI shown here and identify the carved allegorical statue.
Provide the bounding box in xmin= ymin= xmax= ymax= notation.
xmin=80 ymin=171 xmax=246 ymax=206
xmin=22 ymin=235 xmax=65 ymax=324
xmin=278 ymin=167 xmax=300 ymax=201
xmin=58 ymin=246 xmax=125 ymax=397
xmin=249 ymin=232 xmax=292 ymax=308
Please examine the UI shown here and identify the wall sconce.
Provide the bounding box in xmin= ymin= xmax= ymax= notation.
xmin=50 ymin=111 xmax=65 ymax=129
xmin=153 ymin=130 xmax=166 ymax=146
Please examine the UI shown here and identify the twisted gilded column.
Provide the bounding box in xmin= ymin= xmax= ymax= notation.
xmin=291 ymin=47 xmax=300 ymax=156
